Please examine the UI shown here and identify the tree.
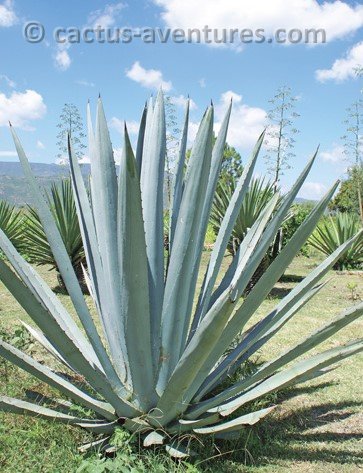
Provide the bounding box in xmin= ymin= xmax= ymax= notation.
xmin=341 ymin=99 xmax=363 ymax=223
xmin=186 ymin=138 xmax=242 ymax=184
xmin=330 ymin=165 xmax=363 ymax=214
xmin=264 ymin=86 xmax=300 ymax=190
xmin=56 ymin=103 xmax=86 ymax=164
xmin=219 ymin=142 xmax=243 ymax=183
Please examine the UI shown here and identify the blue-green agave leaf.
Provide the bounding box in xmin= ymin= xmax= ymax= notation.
xmin=0 ymin=338 xmax=116 ymax=421
xmin=140 ymin=90 xmax=166 ymax=368
xmin=118 ymin=125 xmax=156 ymax=409
xmin=193 ymin=406 xmax=275 ymax=434
xmin=0 ymin=259 xmax=138 ymax=417
xmin=209 ymin=339 xmax=363 ymax=417
xmin=191 ymin=299 xmax=363 ymax=417
xmin=157 ymin=105 xmax=213 ymax=394
xmin=136 ymin=102 xmax=147 ymax=174
xmin=91 ymin=98 xmax=129 ymax=382
xmin=193 ymin=128 xmax=263 ymax=330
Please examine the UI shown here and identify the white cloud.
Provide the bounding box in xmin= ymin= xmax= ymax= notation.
xmin=215 ymin=91 xmax=266 ymax=149
xmin=187 ymin=91 xmax=266 ymax=149
xmin=51 ymin=4 xmax=123 ymax=72
xmin=109 ymin=117 xmax=139 ymax=135
xmin=125 ymin=120 xmax=139 ymax=135
xmin=0 ymin=150 xmax=16 ymax=157
xmin=154 ymin=0 xmax=363 ymax=46
xmin=0 ymin=89 xmax=47 ymax=130
xmin=87 ymin=2 xmax=124 ymax=29
xmin=54 ymin=44 xmax=71 ymax=71
xmin=0 ymin=74 xmax=16 ymax=88
xmin=172 ymin=94 xmax=197 ymax=110
xmin=126 ymin=61 xmax=172 ymax=91
xmin=36 ymin=140 xmax=45 ymax=149
xmin=320 ymin=144 xmax=345 ymax=163
xmin=75 ymin=80 xmax=95 ymax=87
xmin=316 ymin=41 xmax=363 ymax=82
xmin=0 ymin=0 xmax=17 ymax=27
xmin=109 ymin=117 xmax=123 ymax=133
xmin=299 ymin=181 xmax=327 ymax=200
xmin=57 ymin=155 xmax=89 ymax=165
xmin=199 ymin=78 xmax=206 ymax=88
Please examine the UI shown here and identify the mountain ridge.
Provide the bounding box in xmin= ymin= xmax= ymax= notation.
xmin=0 ymin=161 xmax=317 ymax=207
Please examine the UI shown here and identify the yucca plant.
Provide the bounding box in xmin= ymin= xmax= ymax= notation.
xmin=0 ymin=200 xmax=24 ymax=253
xmin=211 ymin=177 xmax=280 ymax=291
xmin=0 ymin=92 xmax=362 ymax=458
xmin=211 ymin=177 xmax=275 ymax=256
xmin=309 ymin=212 xmax=363 ymax=270
xmin=24 ymin=179 xmax=86 ymax=290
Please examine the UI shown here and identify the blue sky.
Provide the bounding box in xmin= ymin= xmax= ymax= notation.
xmin=0 ymin=0 xmax=362 ymax=199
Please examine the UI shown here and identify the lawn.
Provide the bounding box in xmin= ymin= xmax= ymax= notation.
xmin=0 ymin=253 xmax=362 ymax=472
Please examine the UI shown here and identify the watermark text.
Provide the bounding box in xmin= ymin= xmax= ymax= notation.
xmin=23 ymin=23 xmax=327 ymax=45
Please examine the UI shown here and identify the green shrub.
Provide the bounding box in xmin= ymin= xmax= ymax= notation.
xmin=282 ymin=202 xmax=314 ymax=256
xmin=329 ymin=165 xmax=363 ymax=215
xmin=204 ymin=223 xmax=216 ymax=249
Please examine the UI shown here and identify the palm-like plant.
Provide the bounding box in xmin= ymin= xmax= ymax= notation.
xmin=211 ymin=177 xmax=275 ymax=256
xmin=211 ymin=178 xmax=280 ymax=291
xmin=309 ymin=212 xmax=363 ymax=270
xmin=0 ymin=200 xmax=24 ymax=253
xmin=0 ymin=93 xmax=362 ymax=458
xmin=24 ymin=179 xmax=86 ymax=289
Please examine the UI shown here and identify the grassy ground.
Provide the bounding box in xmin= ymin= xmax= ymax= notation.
xmin=0 ymin=254 xmax=362 ymax=472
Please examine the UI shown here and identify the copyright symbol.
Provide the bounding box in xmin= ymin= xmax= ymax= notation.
xmin=23 ymin=22 xmax=45 ymax=43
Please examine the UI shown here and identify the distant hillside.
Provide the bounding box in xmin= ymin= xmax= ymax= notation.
xmin=0 ymin=161 xmax=319 ymax=207
xmin=0 ymin=162 xmax=91 ymax=178
xmin=0 ymin=162 xmax=67 ymax=178
xmin=294 ymin=197 xmax=318 ymax=205
xmin=0 ymin=162 xmax=91 ymax=206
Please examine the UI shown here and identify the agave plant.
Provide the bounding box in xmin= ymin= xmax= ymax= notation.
xmin=309 ymin=212 xmax=363 ymax=270
xmin=0 ymin=92 xmax=362 ymax=458
xmin=0 ymin=200 xmax=24 ymax=253
xmin=24 ymin=178 xmax=86 ymax=289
